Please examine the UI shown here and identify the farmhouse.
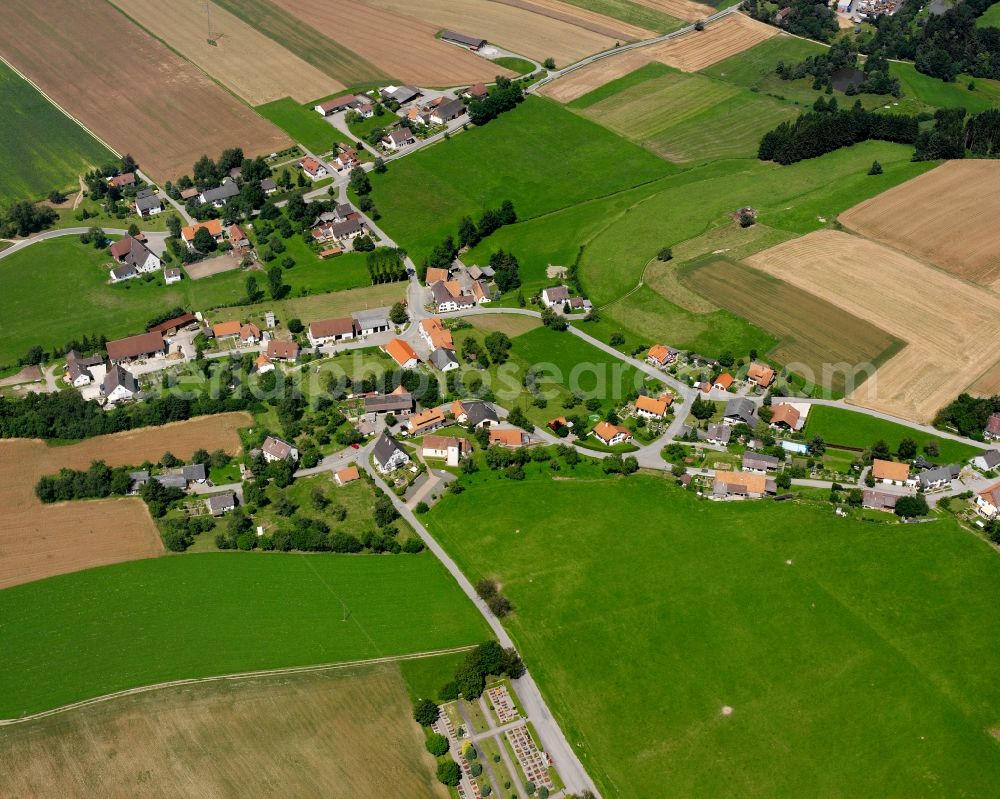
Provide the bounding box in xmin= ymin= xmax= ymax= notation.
xmin=353 ymin=309 xmax=390 ymax=336
xmin=314 ymin=94 xmax=359 ymax=115
xmin=430 ymin=348 xmax=460 ymax=372
xmin=206 ymin=491 xmax=236 ymax=516
xmin=101 ymin=364 xmax=139 ymax=405
xmin=713 ymin=373 xmax=735 ymax=391
xmin=441 ymin=30 xmax=487 ymax=50
xmin=769 ymin=403 xmax=801 ymax=430
xmin=383 ymin=128 xmax=415 ymax=151
xmin=181 ymin=219 xmax=224 ymax=250
xmin=541 ymin=286 xmax=570 ymax=308
xmin=373 ymin=432 xmax=410 ymax=473
xmin=106 ymin=331 xmax=165 ymax=364
xmin=593 ymin=421 xmax=632 ymax=447
xmin=917 ymin=464 xmax=959 ymax=491
xmin=872 ymin=459 xmax=914 ymax=486
xmin=452 ymin=400 xmax=499 ymax=428
xmin=700 ymin=423 xmax=731 ymax=445
xmin=712 ymin=471 xmax=776 ymax=500
xmin=646 ymin=344 xmax=678 ymax=368
xmin=747 ymin=362 xmax=776 ymax=388
xmin=299 ymin=157 xmax=327 ymax=181
xmin=471 ymin=280 xmax=492 ymax=304
xmin=199 ymin=180 xmax=239 ymax=207
xmin=429 ymin=280 xmax=475 ymax=312
xmin=335 ymin=466 xmax=360 ymax=486
xmin=862 ymin=489 xmax=898 ymax=511
xmin=975 ymin=482 xmax=1000 ymax=518
xmin=408 ymin=408 xmax=446 ymax=436
xmin=425 ymin=267 xmax=450 ymax=284
xmin=723 ymin=398 xmax=756 ymax=427
xmin=384 ymin=339 xmax=419 ymax=369
xmin=380 ymin=85 xmax=421 ymax=105
xmin=490 ymin=428 xmax=528 ymax=448
xmin=65 ymin=350 xmax=104 ymax=386
xmin=262 ymin=435 xmax=298 ymax=463
xmin=635 ymin=394 xmax=670 ymax=419
xmin=134 ymin=190 xmax=162 ymax=217
xmin=431 ymin=98 xmax=466 ymax=125
xmin=109 ymin=235 xmax=160 ymax=280
xmin=985 ymin=413 xmax=1000 ymax=441
xmin=742 ymin=452 xmax=780 ymax=472
xmin=419 ymin=317 xmax=455 ymax=351
xmin=308 ymin=317 xmax=355 ymax=347
xmin=421 ymin=434 xmax=470 ymax=466
xmin=266 ymin=339 xmax=299 ymax=362
xmin=364 ymin=390 xmax=414 ymax=416
xmin=148 ymin=312 xmax=197 ymax=336
xmin=972 ymin=449 xmax=1000 ymax=472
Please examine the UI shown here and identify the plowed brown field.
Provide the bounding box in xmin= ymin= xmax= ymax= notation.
xmin=0 ymin=0 xmax=290 ymax=182
xmin=108 ymin=0 xmax=339 ymax=104
xmin=270 ymin=0 xmax=512 ymax=86
xmin=839 ymin=160 xmax=1000 ymax=289
xmin=746 ymin=231 xmax=1000 ymax=423
xmin=0 ymin=413 xmax=250 ymax=589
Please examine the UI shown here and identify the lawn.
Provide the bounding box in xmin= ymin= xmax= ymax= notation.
xmin=256 ymin=96 xmax=339 ymax=153
xmin=978 ymin=1 xmax=1000 ymax=27
xmin=492 ymin=56 xmax=536 ymax=75
xmin=803 ymin=405 xmax=983 ymax=462
xmin=572 ymin=62 xmax=800 ymax=163
xmin=424 ymin=467 xmax=1000 ymax=798
xmin=0 ymin=58 xmax=114 ymax=203
xmin=559 ymin=0 xmax=684 ymax=34
xmin=0 ymin=551 xmax=489 ymax=718
xmin=253 ymin=231 xmax=373 ymax=294
xmin=369 ymin=96 xmax=675 ymax=263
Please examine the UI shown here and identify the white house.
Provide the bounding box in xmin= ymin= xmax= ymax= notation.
xmin=198 ymin=180 xmax=240 ymax=208
xmin=109 ymin=235 xmax=161 ymax=277
xmin=383 ymin=128 xmax=415 ymax=151
xmin=541 ymin=286 xmax=570 ymax=308
xmin=164 ymin=267 xmax=182 ymax=285
xmin=421 ymin=435 xmax=468 ymax=467
xmin=101 ymin=364 xmax=139 ymax=405
xmin=353 ymin=309 xmax=390 ymax=336
xmin=975 ymin=482 xmax=1000 ymax=519
xmin=871 ymin=459 xmax=915 ymax=486
xmin=308 ymin=317 xmax=355 ymax=347
xmin=373 ymin=432 xmax=410 ymax=473
xmin=261 ymin=435 xmax=299 ymax=463
xmin=65 ymin=350 xmax=104 ymax=387
xmin=593 ymin=421 xmax=632 ymax=447
xmin=299 ymin=156 xmax=328 ymax=180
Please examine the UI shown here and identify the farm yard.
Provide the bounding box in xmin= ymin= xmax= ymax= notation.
xmin=425 ymin=469 xmax=1000 ymax=798
xmin=0 ymin=0 xmax=290 ymax=183
xmin=0 ymin=59 xmax=113 ymax=204
xmin=0 ymin=414 xmax=248 ymax=590
xmin=570 ymin=62 xmax=800 ymax=162
xmin=746 ymin=230 xmax=1000 ymax=423
xmin=0 ymin=665 xmax=448 ymax=798
xmin=682 ymin=259 xmax=901 ymax=396
xmin=268 ymin=0 xmax=511 ymax=87
xmin=0 ymin=552 xmax=489 ymax=717
xmin=106 ymin=0 xmax=338 ymax=105
xmin=838 ymin=160 xmax=1000 ymax=288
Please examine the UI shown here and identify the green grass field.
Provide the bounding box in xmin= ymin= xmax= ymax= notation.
xmin=369 ymin=96 xmax=674 ymax=263
xmin=803 ymin=405 xmax=983 ymax=462
xmin=572 ymin=63 xmax=800 ymax=163
xmin=558 ymin=0 xmax=684 ymax=34
xmin=0 ymin=552 xmax=488 ymax=718
xmin=0 ymin=60 xmax=114 ymax=203
xmin=212 ymin=0 xmax=390 ymax=85
xmin=493 ymin=56 xmax=536 ymax=75
xmin=977 ymin=1 xmax=1000 ymax=28
xmin=255 ymin=97 xmax=340 ymax=153
xmin=425 ymin=467 xmax=1000 ymax=797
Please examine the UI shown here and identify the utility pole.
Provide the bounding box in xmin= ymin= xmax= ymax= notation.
xmin=204 ymin=2 xmax=216 ymax=45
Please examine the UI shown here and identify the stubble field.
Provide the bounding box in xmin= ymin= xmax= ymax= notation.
xmin=630 ymin=0 xmax=715 ymax=20
xmin=644 ymin=13 xmax=777 ymax=71
xmin=107 ymin=0 xmax=338 ymax=105
xmin=838 ymin=160 xmax=1000 ymax=288
xmin=0 ymin=664 xmax=448 ymax=798
xmin=746 ymin=230 xmax=1000 ymax=422
xmin=0 ymin=413 xmax=249 ymax=589
xmin=0 ymin=0 xmax=290 ymax=182
xmin=539 ymin=49 xmax=658 ymax=101
xmin=270 ymin=0 xmax=511 ymax=86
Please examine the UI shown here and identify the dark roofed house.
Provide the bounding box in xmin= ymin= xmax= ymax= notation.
xmin=430 ymin=347 xmax=460 ymax=371
xmin=918 ymin=464 xmax=959 ymax=490
xmin=723 ymin=397 xmax=757 ymax=427
xmin=742 ymin=452 xmax=780 ymax=472
xmin=155 ymin=473 xmax=188 ymax=490
xmin=199 ymin=180 xmax=240 ymax=207
xmin=862 ymin=490 xmax=898 ymax=511
xmin=101 ymin=364 xmax=139 ymax=404
xmin=431 ymin=97 xmax=466 ymax=125
xmin=365 ymin=391 xmax=415 ymax=415
xmin=373 ymin=432 xmax=410 ymax=473
xmin=383 ymin=85 xmax=421 ymax=105
xmin=453 ymin=400 xmax=499 ymax=428
xmin=973 ymin=449 xmax=1000 ymax=471
xmin=65 ymin=350 xmax=104 ymax=386
xmin=206 ymin=491 xmax=237 ymax=516
xmin=135 ymin=192 xmax=162 ymax=217
xmin=109 ymin=235 xmax=160 ymax=276
xmin=110 ymin=263 xmax=138 ymax=283
xmin=441 ymin=30 xmax=487 ymax=49
xmin=700 ymin=423 xmax=732 ymax=445
xmin=107 ymin=331 xmax=165 ymax=364
xmin=383 ymin=127 xmax=415 ymax=151
xmin=260 ymin=177 xmax=277 ymax=194
xmin=182 ymin=463 xmax=207 ymax=482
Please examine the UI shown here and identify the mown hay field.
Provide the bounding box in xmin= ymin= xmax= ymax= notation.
xmin=683 ymin=259 xmax=901 ymax=395
xmin=270 ymin=0 xmax=511 ymax=87
xmin=366 ymin=0 xmax=633 ymax=66
xmin=838 ymin=160 xmax=1000 ymax=289
xmin=0 ymin=413 xmax=249 ymax=590
xmin=0 ymin=665 xmax=448 ymax=798
xmin=573 ymin=62 xmax=799 ymax=162
xmin=0 ymin=0 xmax=290 ymax=183
xmin=746 ymin=230 xmax=1000 ymax=423
xmin=108 ymin=0 xmax=338 ymax=105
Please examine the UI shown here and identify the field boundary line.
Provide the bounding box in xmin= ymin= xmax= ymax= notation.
xmin=0 ymin=645 xmax=477 ymax=726
xmin=0 ymin=52 xmax=122 ymax=160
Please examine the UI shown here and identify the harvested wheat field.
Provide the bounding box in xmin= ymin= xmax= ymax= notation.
xmin=647 ymin=13 xmax=776 ymax=71
xmin=0 ymin=664 xmax=448 ymax=799
xmin=0 ymin=413 xmax=250 ymax=589
xmin=968 ymin=361 xmax=1000 ymax=398
xmin=540 ymin=49 xmax=655 ymax=102
xmin=839 ymin=160 xmax=1000 ymax=289
xmin=366 ymin=0 xmax=635 ymax=65
xmin=0 ymin=0 xmax=290 ymax=182
xmin=271 ymin=0 xmax=511 ymax=86
xmin=746 ymin=230 xmax=1000 ymax=422
xmin=492 ymin=0 xmax=651 ymax=41
xmin=630 ymin=0 xmax=716 ymax=21
xmin=107 ymin=0 xmax=339 ymax=104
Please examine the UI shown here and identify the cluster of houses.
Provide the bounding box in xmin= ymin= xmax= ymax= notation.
xmin=310 ymin=203 xmax=368 ymax=254
xmin=180 ymin=219 xmax=253 ymax=259
xmin=696 ymin=361 xmax=777 ymax=395
xmin=130 ymin=462 xmax=207 ymax=493
xmin=426 ymin=264 xmax=495 ymax=313
xmin=65 ymin=350 xmax=140 ymax=405
xmin=107 ymin=172 xmax=164 ymax=218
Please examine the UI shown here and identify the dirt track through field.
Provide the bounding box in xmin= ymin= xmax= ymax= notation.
xmin=108 ymin=0 xmax=339 ymax=104
xmin=271 ymin=0 xmax=513 ymax=86
xmin=746 ymin=230 xmax=1000 ymax=423
xmin=0 ymin=664 xmax=449 ymax=798
xmin=0 ymin=413 xmax=250 ymax=589
xmin=0 ymin=0 xmax=290 ymax=182
xmin=838 ymin=160 xmax=1000 ymax=289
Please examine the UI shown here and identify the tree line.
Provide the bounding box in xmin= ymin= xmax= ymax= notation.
xmin=421 ymin=199 xmax=517 ymax=274
xmin=366 ymin=246 xmax=407 ymax=283
xmin=934 ymin=393 xmax=1000 ymax=439
xmin=468 ymin=76 xmax=525 ymax=126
